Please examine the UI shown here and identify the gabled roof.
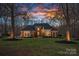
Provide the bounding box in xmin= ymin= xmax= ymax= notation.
xmin=51 ymin=27 xmax=58 ymax=31
xmin=22 ymin=23 xmax=57 ymax=31
xmin=22 ymin=25 xmax=35 ymax=31
xmin=33 ymin=23 xmax=52 ymax=29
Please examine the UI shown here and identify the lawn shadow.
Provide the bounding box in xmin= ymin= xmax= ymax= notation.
xmin=2 ymin=38 xmax=22 ymax=41
xmin=55 ymin=40 xmax=77 ymax=44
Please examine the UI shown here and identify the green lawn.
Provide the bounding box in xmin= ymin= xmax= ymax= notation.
xmin=0 ymin=37 xmax=79 ymax=56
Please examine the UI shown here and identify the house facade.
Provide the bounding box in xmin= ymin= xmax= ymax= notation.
xmin=20 ymin=23 xmax=58 ymax=38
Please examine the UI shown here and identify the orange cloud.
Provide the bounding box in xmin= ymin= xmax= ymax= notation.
xmin=30 ymin=5 xmax=59 ymax=19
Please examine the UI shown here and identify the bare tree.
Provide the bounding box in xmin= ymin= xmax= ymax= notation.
xmin=5 ymin=3 xmax=16 ymax=39
xmin=0 ymin=4 xmax=11 ymax=36
xmin=60 ymin=3 xmax=79 ymax=41
xmin=60 ymin=4 xmax=72 ymax=41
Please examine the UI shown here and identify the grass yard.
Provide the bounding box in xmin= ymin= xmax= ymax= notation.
xmin=0 ymin=37 xmax=79 ymax=56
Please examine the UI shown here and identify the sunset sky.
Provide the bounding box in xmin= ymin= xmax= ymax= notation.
xmin=15 ymin=3 xmax=59 ymax=16
xmin=15 ymin=3 xmax=61 ymax=27
xmin=0 ymin=3 xmax=61 ymax=27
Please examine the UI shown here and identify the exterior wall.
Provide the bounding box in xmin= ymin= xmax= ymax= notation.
xmin=20 ymin=29 xmax=58 ymax=38
xmin=20 ymin=31 xmax=31 ymax=38
xmin=8 ymin=32 xmax=13 ymax=38
xmin=51 ymin=31 xmax=58 ymax=37
xmin=44 ymin=30 xmax=51 ymax=37
xmin=35 ymin=27 xmax=41 ymax=37
xmin=31 ymin=31 xmax=36 ymax=37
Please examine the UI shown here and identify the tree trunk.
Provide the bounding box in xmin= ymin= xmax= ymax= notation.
xmin=65 ymin=4 xmax=71 ymax=41
xmin=4 ymin=16 xmax=8 ymax=36
xmin=11 ymin=4 xmax=15 ymax=39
